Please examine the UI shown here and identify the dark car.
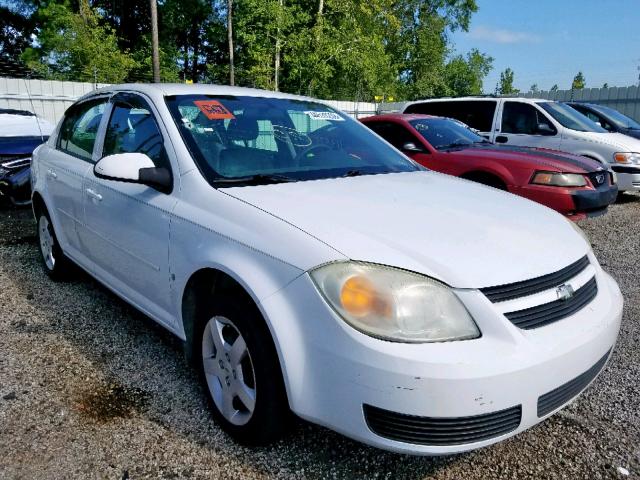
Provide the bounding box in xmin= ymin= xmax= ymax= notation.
xmin=567 ymin=102 xmax=640 ymax=140
xmin=362 ymin=113 xmax=618 ymax=219
xmin=0 ymin=109 xmax=54 ymax=205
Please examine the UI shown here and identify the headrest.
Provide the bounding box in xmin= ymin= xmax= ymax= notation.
xmin=226 ymin=114 xmax=259 ymax=141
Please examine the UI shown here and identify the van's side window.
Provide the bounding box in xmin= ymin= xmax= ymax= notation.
xmin=405 ymin=101 xmax=497 ymax=132
xmin=501 ymin=102 xmax=556 ymax=135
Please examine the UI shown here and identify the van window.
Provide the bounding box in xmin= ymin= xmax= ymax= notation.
xmin=404 ymin=100 xmax=497 ymax=132
xmin=501 ymin=102 xmax=556 ymax=135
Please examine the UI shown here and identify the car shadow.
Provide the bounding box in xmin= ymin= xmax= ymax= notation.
xmin=0 ymin=206 xmax=465 ymax=479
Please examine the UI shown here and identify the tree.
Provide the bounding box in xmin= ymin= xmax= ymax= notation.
xmin=497 ymin=68 xmax=519 ymax=95
xmin=0 ymin=2 xmax=35 ymax=63
xmin=602 ymin=82 xmax=609 ymax=89
xmin=227 ymin=0 xmax=234 ymax=85
xmin=21 ymin=0 xmax=138 ymax=83
xmin=572 ymin=71 xmax=585 ymax=90
xmin=529 ymin=83 xmax=539 ymax=94
xmin=550 ymin=84 xmax=559 ymax=92
xmin=443 ymin=49 xmax=493 ymax=96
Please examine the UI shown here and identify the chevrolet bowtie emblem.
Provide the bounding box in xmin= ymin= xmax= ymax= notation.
xmin=556 ymin=284 xmax=575 ymax=301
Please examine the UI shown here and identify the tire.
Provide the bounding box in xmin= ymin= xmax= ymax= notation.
xmin=36 ymin=208 xmax=73 ymax=280
xmin=196 ymin=296 xmax=290 ymax=445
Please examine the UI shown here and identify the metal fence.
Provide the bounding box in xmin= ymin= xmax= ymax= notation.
xmin=0 ymin=77 xmax=377 ymax=124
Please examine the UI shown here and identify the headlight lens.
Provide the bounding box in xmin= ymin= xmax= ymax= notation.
xmin=613 ymin=152 xmax=640 ymax=164
xmin=310 ymin=262 xmax=480 ymax=343
xmin=531 ymin=171 xmax=587 ymax=187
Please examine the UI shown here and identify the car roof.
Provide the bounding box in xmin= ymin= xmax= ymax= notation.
xmin=406 ymin=96 xmax=552 ymax=105
xmin=77 ymin=83 xmax=324 ymax=105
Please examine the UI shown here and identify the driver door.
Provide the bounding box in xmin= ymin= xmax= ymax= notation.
xmin=80 ymin=92 xmax=178 ymax=325
xmin=496 ymin=101 xmax=561 ymax=150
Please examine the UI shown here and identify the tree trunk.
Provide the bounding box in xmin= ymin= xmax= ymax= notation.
xmin=150 ymin=0 xmax=161 ymax=83
xmin=274 ymin=0 xmax=283 ymax=91
xmin=227 ymin=0 xmax=235 ymax=86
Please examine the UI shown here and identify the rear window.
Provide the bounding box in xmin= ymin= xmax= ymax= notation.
xmin=404 ymin=100 xmax=497 ymax=132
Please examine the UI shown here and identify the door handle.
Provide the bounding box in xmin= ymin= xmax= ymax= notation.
xmin=495 ymin=135 xmax=508 ymax=144
xmin=46 ymin=169 xmax=57 ymax=179
xmin=86 ymin=188 xmax=103 ymax=202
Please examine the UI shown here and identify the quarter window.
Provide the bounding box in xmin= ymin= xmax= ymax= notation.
xmin=103 ymin=94 xmax=168 ymax=168
xmin=501 ymin=102 xmax=556 ymax=135
xmin=58 ymin=99 xmax=107 ymax=161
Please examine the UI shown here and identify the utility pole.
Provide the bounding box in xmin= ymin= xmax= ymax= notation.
xmin=150 ymin=0 xmax=161 ymax=83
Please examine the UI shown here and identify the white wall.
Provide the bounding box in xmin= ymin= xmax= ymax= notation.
xmin=0 ymin=78 xmax=377 ymax=124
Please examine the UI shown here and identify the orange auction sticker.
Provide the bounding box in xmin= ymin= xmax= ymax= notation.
xmin=194 ymin=100 xmax=236 ymax=120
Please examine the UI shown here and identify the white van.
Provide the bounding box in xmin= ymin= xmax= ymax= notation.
xmin=399 ymin=97 xmax=640 ymax=192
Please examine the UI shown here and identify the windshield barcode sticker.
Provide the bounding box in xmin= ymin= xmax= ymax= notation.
xmin=305 ymin=111 xmax=345 ymax=121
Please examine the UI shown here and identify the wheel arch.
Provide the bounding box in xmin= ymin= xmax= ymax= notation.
xmin=459 ymin=168 xmax=510 ymax=190
xmin=180 ymin=265 xmax=294 ymax=404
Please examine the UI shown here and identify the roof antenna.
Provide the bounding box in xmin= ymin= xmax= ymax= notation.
xmin=22 ymin=75 xmax=45 ymax=143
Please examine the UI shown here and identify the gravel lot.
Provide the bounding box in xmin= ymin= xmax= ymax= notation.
xmin=0 ymin=195 xmax=639 ymax=480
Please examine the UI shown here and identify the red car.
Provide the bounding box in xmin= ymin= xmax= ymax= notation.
xmin=361 ymin=114 xmax=618 ymax=219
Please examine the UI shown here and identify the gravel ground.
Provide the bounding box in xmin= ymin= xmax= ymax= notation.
xmin=0 ymin=195 xmax=639 ymax=480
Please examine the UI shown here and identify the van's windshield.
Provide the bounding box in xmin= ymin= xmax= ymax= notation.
xmin=538 ymin=102 xmax=607 ymax=133
xmin=165 ymin=95 xmax=420 ymax=187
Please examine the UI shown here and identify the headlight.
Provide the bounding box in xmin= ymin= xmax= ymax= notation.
xmin=531 ymin=171 xmax=587 ymax=187
xmin=310 ymin=262 xmax=480 ymax=343
xmin=613 ymin=152 xmax=640 ymax=164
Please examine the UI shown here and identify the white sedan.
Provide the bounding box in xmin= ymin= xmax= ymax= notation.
xmin=31 ymin=84 xmax=623 ymax=455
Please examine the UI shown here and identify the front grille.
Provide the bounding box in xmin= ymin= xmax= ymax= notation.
xmin=537 ymin=350 xmax=610 ymax=417
xmin=588 ymin=171 xmax=609 ymax=187
xmin=505 ymin=277 xmax=598 ymax=330
xmin=480 ymin=256 xmax=590 ymax=303
xmin=363 ymin=404 xmax=521 ymax=446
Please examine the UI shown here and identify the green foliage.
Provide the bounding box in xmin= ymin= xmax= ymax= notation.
xmin=21 ymin=1 xmax=137 ymax=83
xmin=10 ymin=0 xmax=493 ymax=100
xmin=602 ymin=82 xmax=609 ymax=89
xmin=572 ymin=71 xmax=585 ymax=90
xmin=497 ymin=67 xmax=519 ymax=95
xmin=550 ymin=84 xmax=559 ymax=92
xmin=529 ymin=83 xmax=539 ymax=94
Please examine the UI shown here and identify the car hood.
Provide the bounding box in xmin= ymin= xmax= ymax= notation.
xmin=451 ymin=144 xmax=602 ymax=173
xmin=565 ymin=130 xmax=640 ymax=151
xmin=0 ymin=114 xmax=54 ymax=138
xmin=223 ymin=171 xmax=589 ymax=289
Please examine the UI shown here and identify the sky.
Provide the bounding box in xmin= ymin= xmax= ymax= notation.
xmin=450 ymin=0 xmax=640 ymax=93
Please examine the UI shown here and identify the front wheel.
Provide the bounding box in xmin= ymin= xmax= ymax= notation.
xmin=198 ymin=298 xmax=290 ymax=445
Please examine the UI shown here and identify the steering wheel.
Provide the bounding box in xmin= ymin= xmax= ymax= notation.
xmin=293 ymin=143 xmax=332 ymax=163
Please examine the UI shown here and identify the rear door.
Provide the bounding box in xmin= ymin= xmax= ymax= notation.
xmin=495 ymin=101 xmax=562 ymax=149
xmin=80 ymin=92 xmax=178 ymax=325
xmin=43 ymin=97 xmax=108 ymax=257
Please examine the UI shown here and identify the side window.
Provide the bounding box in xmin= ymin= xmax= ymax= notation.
xmin=405 ymin=101 xmax=496 ymax=132
xmin=501 ymin=102 xmax=555 ymax=135
xmin=58 ymin=100 xmax=107 ymax=161
xmin=582 ymin=110 xmax=613 ymax=131
xmin=103 ymin=95 xmax=168 ymax=168
xmin=367 ymin=122 xmax=422 ymax=150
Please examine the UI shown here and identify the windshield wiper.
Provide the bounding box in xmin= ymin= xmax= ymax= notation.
xmin=215 ymin=173 xmax=297 ymax=187
xmin=438 ymin=141 xmax=473 ymax=150
xmin=341 ymin=169 xmax=365 ymax=177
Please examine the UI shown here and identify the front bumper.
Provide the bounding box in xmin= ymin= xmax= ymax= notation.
xmin=611 ymin=165 xmax=640 ymax=191
xmin=260 ymin=260 xmax=623 ymax=455
xmin=512 ymin=182 xmax=617 ymax=217
xmin=0 ymin=166 xmax=31 ymax=204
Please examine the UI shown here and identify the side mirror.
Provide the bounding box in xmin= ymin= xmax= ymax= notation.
xmin=536 ymin=123 xmax=556 ymax=135
xmin=402 ymin=142 xmax=424 ymax=153
xmin=94 ymin=153 xmax=172 ymax=193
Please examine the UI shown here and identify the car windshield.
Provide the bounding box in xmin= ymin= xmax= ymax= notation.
xmin=538 ymin=102 xmax=607 ymax=133
xmin=589 ymin=104 xmax=640 ymax=130
xmin=409 ymin=118 xmax=488 ymax=150
xmin=165 ymin=95 xmax=420 ymax=187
